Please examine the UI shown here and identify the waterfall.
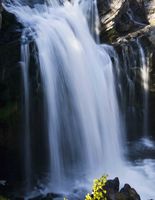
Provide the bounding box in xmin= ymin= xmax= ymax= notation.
xmin=3 ymin=0 xmax=155 ymax=199
xmin=4 ymin=0 xmax=123 ymax=193
xmin=21 ymin=30 xmax=32 ymax=190
xmin=137 ymin=39 xmax=150 ymax=138
xmin=118 ymin=39 xmax=150 ymax=140
xmin=32 ymin=2 xmax=123 ymax=188
xmin=112 ymin=40 xmax=155 ymax=199
xmin=74 ymin=0 xmax=100 ymax=43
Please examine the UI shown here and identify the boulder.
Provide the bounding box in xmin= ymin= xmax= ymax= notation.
xmin=105 ymin=177 xmax=120 ymax=193
xmin=104 ymin=178 xmax=141 ymax=200
xmin=104 ymin=177 xmax=120 ymax=200
xmin=119 ymin=184 xmax=141 ymax=200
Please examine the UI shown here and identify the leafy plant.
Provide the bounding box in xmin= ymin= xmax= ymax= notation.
xmin=85 ymin=175 xmax=107 ymax=200
xmin=0 ymin=196 xmax=9 ymax=200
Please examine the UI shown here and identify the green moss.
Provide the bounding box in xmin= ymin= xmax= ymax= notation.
xmin=0 ymin=196 xmax=9 ymax=200
xmin=107 ymin=28 xmax=119 ymax=43
xmin=0 ymin=102 xmax=18 ymax=121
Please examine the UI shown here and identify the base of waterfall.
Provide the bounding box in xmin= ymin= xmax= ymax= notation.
xmin=1 ymin=166 xmax=155 ymax=200
xmin=0 ymin=177 xmax=143 ymax=200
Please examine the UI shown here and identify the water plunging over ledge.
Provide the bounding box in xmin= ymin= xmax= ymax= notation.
xmin=3 ymin=0 xmax=155 ymax=199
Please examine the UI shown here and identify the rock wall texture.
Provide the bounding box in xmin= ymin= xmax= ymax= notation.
xmin=96 ymin=0 xmax=155 ymax=141
xmin=98 ymin=0 xmax=149 ymax=42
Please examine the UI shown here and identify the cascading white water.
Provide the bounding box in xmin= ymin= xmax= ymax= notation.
xmin=4 ymin=0 xmax=123 ymax=190
xmin=74 ymin=0 xmax=100 ymax=43
xmin=120 ymin=40 xmax=150 ymax=138
xmin=3 ymin=0 xmax=155 ymax=199
xmin=31 ymin=2 xmax=123 ymax=187
xmin=137 ymin=39 xmax=149 ymax=137
xmin=113 ymin=40 xmax=155 ymax=199
xmin=21 ymin=31 xmax=32 ymax=190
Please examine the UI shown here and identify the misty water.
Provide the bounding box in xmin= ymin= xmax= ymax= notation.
xmin=3 ymin=0 xmax=155 ymax=199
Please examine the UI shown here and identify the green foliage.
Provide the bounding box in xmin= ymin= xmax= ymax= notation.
xmin=0 ymin=102 xmax=18 ymax=121
xmin=85 ymin=175 xmax=107 ymax=200
xmin=0 ymin=196 xmax=9 ymax=200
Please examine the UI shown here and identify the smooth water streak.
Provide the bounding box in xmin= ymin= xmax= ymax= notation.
xmin=137 ymin=39 xmax=150 ymax=137
xmin=21 ymin=31 xmax=31 ymax=190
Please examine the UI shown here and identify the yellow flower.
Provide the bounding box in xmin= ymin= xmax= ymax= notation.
xmin=85 ymin=175 xmax=108 ymax=200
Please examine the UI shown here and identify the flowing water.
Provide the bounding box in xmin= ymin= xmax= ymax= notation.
xmin=21 ymin=31 xmax=32 ymax=191
xmin=74 ymin=0 xmax=100 ymax=43
xmin=116 ymin=39 xmax=155 ymax=199
xmin=119 ymin=39 xmax=151 ymax=142
xmin=137 ymin=39 xmax=150 ymax=138
xmin=3 ymin=0 xmax=155 ymax=199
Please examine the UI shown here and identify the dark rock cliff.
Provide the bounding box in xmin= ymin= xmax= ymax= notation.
xmin=97 ymin=0 xmax=155 ymax=142
xmin=98 ymin=0 xmax=148 ymax=43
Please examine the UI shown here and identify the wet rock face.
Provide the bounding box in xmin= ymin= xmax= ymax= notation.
xmin=0 ymin=5 xmax=33 ymax=182
xmin=114 ymin=35 xmax=155 ymax=141
xmin=99 ymin=0 xmax=155 ymax=141
xmin=98 ymin=0 xmax=148 ymax=43
xmin=0 ymin=8 xmax=22 ymax=44
xmin=0 ymin=5 xmax=49 ymax=184
xmin=0 ymin=1 xmax=21 ymax=154
xmin=114 ymin=25 xmax=155 ymax=141
xmin=98 ymin=0 xmax=123 ymax=42
xmin=97 ymin=0 xmax=114 ymax=16
xmin=115 ymin=0 xmax=148 ymax=34
xmin=0 ymin=2 xmax=22 ymax=181
xmin=0 ymin=26 xmax=22 ymax=180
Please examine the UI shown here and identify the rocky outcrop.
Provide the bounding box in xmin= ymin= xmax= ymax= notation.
xmin=0 ymin=6 xmax=22 ymax=181
xmin=98 ymin=0 xmax=155 ymax=43
xmin=104 ymin=178 xmax=141 ymax=200
xmin=97 ymin=0 xmax=123 ymax=42
xmin=0 ymin=1 xmax=23 ymax=181
xmin=98 ymin=0 xmax=155 ymax=141
xmin=144 ymin=0 xmax=155 ymax=25
xmin=98 ymin=0 xmax=148 ymax=42
xmin=0 ymin=9 xmax=21 ymax=44
xmin=113 ymin=32 xmax=155 ymax=142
